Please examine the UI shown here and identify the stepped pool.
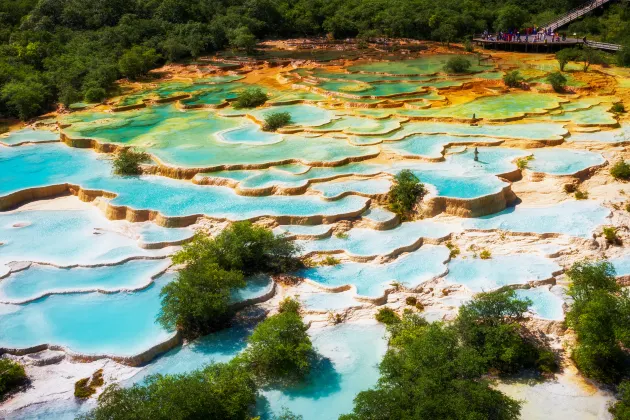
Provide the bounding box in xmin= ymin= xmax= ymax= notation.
xmin=0 ymin=128 xmax=59 ymax=146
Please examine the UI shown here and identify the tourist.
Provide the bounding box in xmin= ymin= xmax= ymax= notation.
xmin=474 ymin=147 xmax=479 ymax=162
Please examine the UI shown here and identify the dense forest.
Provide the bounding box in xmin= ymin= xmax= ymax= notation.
xmin=0 ymin=0 xmax=628 ymax=120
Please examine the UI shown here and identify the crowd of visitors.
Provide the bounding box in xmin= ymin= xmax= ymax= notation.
xmin=481 ymin=27 xmax=577 ymax=43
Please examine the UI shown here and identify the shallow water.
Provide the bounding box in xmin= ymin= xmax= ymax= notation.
xmin=0 ymin=129 xmax=59 ymax=145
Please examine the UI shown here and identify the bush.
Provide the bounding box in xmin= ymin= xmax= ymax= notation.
xmin=388 ymin=169 xmax=426 ymax=220
xmin=516 ymin=155 xmax=534 ymax=170
xmin=546 ymin=72 xmax=567 ymax=93
xmin=375 ymin=307 xmax=400 ymax=325
xmin=233 ymin=88 xmax=268 ymax=109
xmin=603 ymin=227 xmax=621 ymax=245
xmin=445 ymin=241 xmax=460 ymax=258
xmin=74 ymin=369 xmax=105 ymax=399
xmin=564 ymin=183 xmax=577 ymax=193
xmin=112 ymin=148 xmax=150 ymax=176
xmin=321 ymin=256 xmax=340 ymax=266
xmin=335 ymin=232 xmax=349 ymax=239
xmin=503 ymin=70 xmax=523 ymax=88
xmin=0 ymin=359 xmax=27 ymax=399
xmin=1 ymin=80 xmax=49 ymax=120
xmin=118 ymin=46 xmax=160 ymax=80
xmin=84 ymin=87 xmax=107 ymax=103
xmin=278 ymin=297 xmax=301 ymax=314
xmin=228 ymin=26 xmax=257 ymax=55
xmin=610 ymin=380 xmax=630 ymax=419
xmin=241 ymin=299 xmax=314 ymax=383
xmin=575 ymin=189 xmax=588 ymax=200
xmin=464 ymin=40 xmax=474 ymax=53
xmin=263 ymin=112 xmax=292 ymax=131
xmin=611 ymin=160 xmax=630 ymax=180
xmin=479 ymin=249 xmax=491 ymax=259
xmin=443 ymin=56 xmax=472 ymax=74
xmin=405 ymin=296 xmax=417 ymax=306
xmin=78 ymin=363 xmax=257 ymax=420
xmin=612 ymin=103 xmax=626 ymax=113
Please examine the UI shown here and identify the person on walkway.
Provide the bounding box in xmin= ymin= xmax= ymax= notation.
xmin=474 ymin=147 xmax=479 ymax=162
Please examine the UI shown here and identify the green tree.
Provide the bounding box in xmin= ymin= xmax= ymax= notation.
xmin=241 ymin=298 xmax=314 ymax=384
xmin=611 ymin=159 xmax=630 ymax=180
xmin=444 ymin=55 xmax=472 ymax=73
xmin=556 ymin=48 xmax=581 ymax=71
xmin=610 ymin=380 xmax=630 ymax=419
xmin=77 ymin=363 xmax=257 ymax=420
xmin=387 ymin=169 xmax=426 ymax=220
xmin=495 ymin=5 xmax=529 ymax=31
xmin=158 ymin=258 xmax=245 ymax=338
xmin=0 ymin=359 xmax=27 ymax=399
xmin=432 ymin=23 xmax=457 ymax=46
xmin=1 ymin=80 xmax=48 ymax=120
xmin=340 ymin=317 xmax=521 ymax=420
xmin=229 ymin=26 xmax=257 ymax=54
xmin=118 ymin=46 xmax=160 ymax=80
xmin=580 ymin=46 xmax=605 ymax=72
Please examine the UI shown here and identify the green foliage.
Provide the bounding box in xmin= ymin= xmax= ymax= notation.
xmin=387 ymin=169 xmax=426 ymax=219
xmin=611 ymin=160 xmax=630 ymax=180
xmin=0 ymin=359 xmax=27 ymax=399
xmin=278 ymin=297 xmax=301 ymax=314
xmin=575 ymin=189 xmax=589 ymax=200
xmin=443 ymin=56 xmax=472 ymax=74
xmin=610 ymin=380 xmax=630 ymax=419
xmin=78 ymin=363 xmax=257 ymax=420
xmin=479 ymin=249 xmax=492 ymax=259
xmin=375 ymin=307 xmax=400 ymax=325
xmin=612 ymin=103 xmax=626 ymax=113
xmin=580 ymin=46 xmax=606 ymax=72
xmin=495 ymin=4 xmax=528 ymax=31
xmin=546 ymin=72 xmax=567 ymax=93
xmin=456 ymin=289 xmax=556 ymax=374
xmin=335 ymin=232 xmax=349 ymax=239
xmin=464 ymin=39 xmax=474 ymax=53
xmin=445 ymin=241 xmax=460 ymax=258
xmin=603 ymin=227 xmax=621 ymax=245
xmin=566 ymin=260 xmax=630 ymax=384
xmin=233 ymin=88 xmax=268 ymax=109
xmin=320 ymin=255 xmax=340 ymax=266
xmin=1 ymin=80 xmax=49 ymax=120
xmin=229 ymin=27 xmax=257 ymax=55
xmin=173 ymin=222 xmax=301 ymax=275
xmin=242 ymin=299 xmax=314 ymax=384
xmin=340 ymin=313 xmax=522 ymax=420
xmin=556 ymin=48 xmax=581 ymax=71
xmin=618 ymin=41 xmax=630 ymax=67
xmin=263 ymin=112 xmax=292 ymax=132
xmin=84 ymin=87 xmax=107 ymax=103
xmin=118 ymin=46 xmax=160 ymax=80
xmin=405 ymin=296 xmax=417 ymax=306
xmin=157 ymin=259 xmax=245 ymax=338
xmin=75 ymin=377 xmax=96 ymax=399
xmin=112 ymin=148 xmax=150 ymax=176
xmin=516 ymin=155 xmax=534 ymax=170
xmin=433 ymin=23 xmax=457 ymax=46
xmin=503 ymin=70 xmax=523 ymax=88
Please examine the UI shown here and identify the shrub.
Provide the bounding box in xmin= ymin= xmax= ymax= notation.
xmin=479 ymin=249 xmax=491 ymax=259
xmin=612 ymin=103 xmax=626 ymax=113
xmin=464 ymin=40 xmax=474 ymax=53
xmin=610 ymin=380 xmax=630 ymax=419
xmin=626 ymin=203 xmax=630 ymax=213
xmin=575 ymin=189 xmax=588 ymax=200
xmin=546 ymin=72 xmax=567 ymax=93
xmin=516 ymin=155 xmax=534 ymax=170
xmin=263 ymin=112 xmax=292 ymax=131
xmin=233 ymin=88 xmax=268 ymax=109
xmin=335 ymin=232 xmax=349 ymax=239
xmin=78 ymin=363 xmax=257 ymax=420
xmin=611 ymin=160 xmax=630 ymax=180
xmin=321 ymin=256 xmax=340 ymax=266
xmin=242 ymin=299 xmax=314 ymax=383
xmin=564 ymin=183 xmax=577 ymax=193
xmin=375 ymin=307 xmax=400 ymax=325
xmin=278 ymin=297 xmax=301 ymax=314
xmin=388 ymin=169 xmax=426 ymax=220
xmin=443 ymin=56 xmax=472 ymax=74
xmin=0 ymin=359 xmax=27 ymax=399
xmin=580 ymin=47 xmax=606 ymax=72
xmin=405 ymin=296 xmax=417 ymax=306
xmin=603 ymin=227 xmax=621 ymax=245
xmin=445 ymin=241 xmax=460 ymax=258
xmin=112 ymin=148 xmax=150 ymax=176
xmin=84 ymin=87 xmax=107 ymax=103
xmin=415 ymin=301 xmax=425 ymax=311
xmin=75 ymin=377 xmax=96 ymax=399
xmin=503 ymin=70 xmax=523 ymax=88
xmin=228 ymin=26 xmax=257 ymax=55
